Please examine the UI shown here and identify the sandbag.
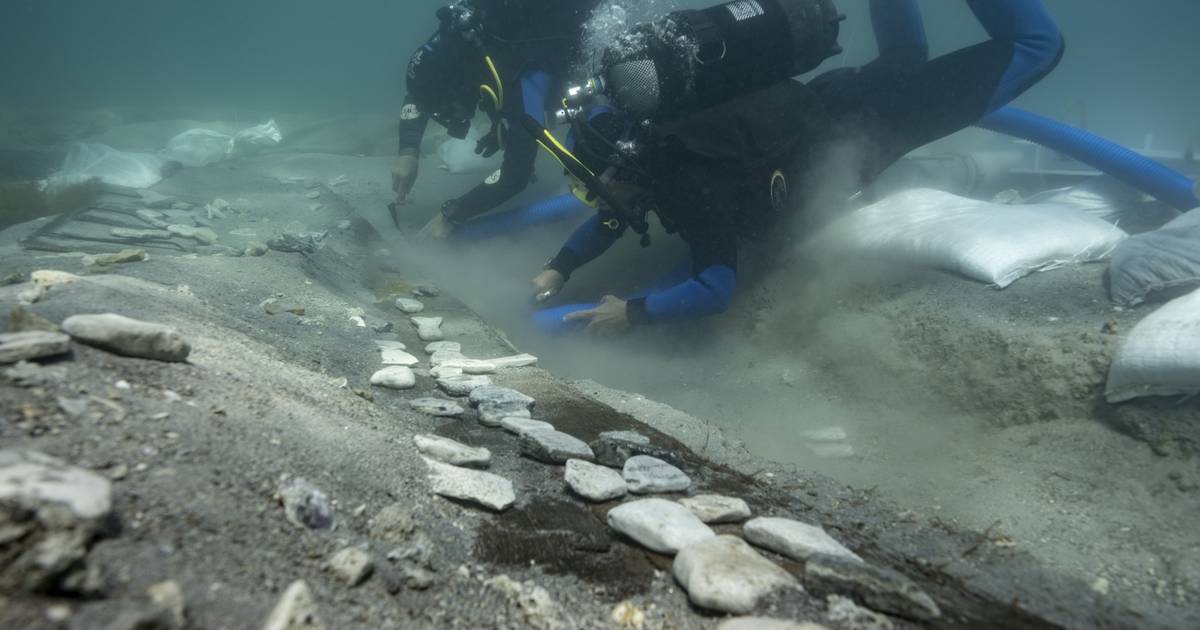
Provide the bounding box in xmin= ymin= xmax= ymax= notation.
xmin=48 ymin=142 xmax=165 ymax=189
xmin=1105 ymin=287 xmax=1200 ymax=403
xmin=164 ymin=129 xmax=233 ymax=167
xmin=815 ymin=189 xmax=1128 ymax=288
xmin=1022 ymin=176 xmax=1179 ymax=230
xmin=1108 ymin=209 xmax=1200 ymax=306
xmin=436 ymin=127 xmax=501 ymax=175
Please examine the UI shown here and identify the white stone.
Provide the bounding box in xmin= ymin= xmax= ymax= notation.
xmin=490 ymin=353 xmax=538 ymax=368
xmin=166 ymin=224 xmax=218 ymax=245
xmin=437 ymin=374 xmax=491 ymax=396
xmin=327 ymin=548 xmax=373 ymax=587
xmin=500 ymin=417 xmax=555 ymax=435
xmin=414 ymin=434 xmax=491 ymax=468
xmin=623 ymin=456 xmax=691 ymax=494
xmin=718 ymin=619 xmax=829 ymax=630
xmin=31 ymin=270 xmax=81 ymax=287
xmin=374 ymin=340 xmax=406 ymax=351
xmin=411 ymin=316 xmax=444 ymax=342
xmin=147 ymin=580 xmax=187 ymax=627
xmin=607 ymin=498 xmax=714 ymax=555
xmin=0 ymin=332 xmax=71 ymax=364
xmin=564 ymin=459 xmax=627 ymax=502
xmin=679 ymin=494 xmax=752 ymax=524
xmin=0 ymin=449 xmax=113 ymax=520
xmin=262 ymin=580 xmax=325 ymax=630
xmin=370 ymin=366 xmax=416 ymax=390
xmin=395 ymin=298 xmax=425 ymax=314
xmin=801 ymin=426 xmax=849 ymax=443
xmin=438 ymin=358 xmax=498 ymax=374
xmin=430 ymin=365 xmax=464 ymax=378
xmin=430 ymin=349 xmax=465 ymax=365
xmin=380 ymin=348 xmax=420 ymax=367
xmin=409 ymin=398 xmax=464 ymax=417
xmin=520 ymin=429 xmax=595 ymax=464
xmin=423 ymin=457 xmax=514 ymax=511
xmin=674 ymin=535 xmax=800 ymax=614
xmin=425 ymin=341 xmax=461 ymax=354
xmin=470 ymin=386 xmax=535 ymax=425
xmin=61 ymin=313 xmax=191 ymax=362
xmin=743 ymin=517 xmax=861 ymax=563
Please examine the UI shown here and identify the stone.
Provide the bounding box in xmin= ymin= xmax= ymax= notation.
xmin=679 ymin=494 xmax=752 ymax=524
xmin=825 ymin=595 xmax=894 ymax=630
xmin=800 ymin=426 xmax=849 ymax=443
xmin=490 ymin=353 xmax=539 ymax=368
xmin=0 ymin=331 xmax=71 ymax=364
xmin=564 ymin=459 xmax=627 ymax=502
xmin=810 ymin=443 xmax=855 ymax=458
xmin=743 ymin=517 xmax=861 ymax=563
xmin=414 ymin=434 xmax=491 ymax=468
xmin=607 ymin=498 xmax=715 ymax=555
xmin=31 ymin=269 xmax=81 ymax=288
xmin=368 ymin=504 xmax=416 ymax=543
xmin=520 ymin=429 xmax=595 ymax=464
xmin=1 ymin=272 xmax=25 ymax=286
xmin=623 ymin=456 xmax=691 ymax=494
xmin=430 ymin=365 xmax=464 ymax=379
xmin=437 ymin=357 xmax=497 ymax=375
xmin=147 ymin=580 xmax=186 ymax=627
xmin=306 ymin=190 xmax=322 ymax=200
xmin=57 ymin=396 xmax=90 ymax=418
xmin=674 ymin=535 xmax=800 ymax=614
xmin=245 ymin=242 xmax=269 ymax=257
xmin=83 ymin=248 xmax=147 ymax=267
xmin=395 ymin=298 xmax=425 ymax=314
xmin=610 ymin=601 xmax=646 ymax=629
xmin=140 ymin=191 xmax=176 ymax=209
xmin=409 ymin=397 xmax=464 ymax=417
xmin=424 ymin=341 xmax=460 ymax=354
xmin=437 ymin=374 xmax=491 ymax=396
xmin=375 ymin=340 xmax=406 ymax=350
xmin=0 ymin=449 xmax=114 ymax=594
xmin=412 ymin=284 xmax=441 ymax=297
xmin=262 ymin=580 xmax=325 ymax=630
xmin=430 ymin=350 xmax=466 ymax=366
xmin=277 ymin=478 xmax=335 ymax=531
xmin=7 ymin=306 xmax=58 ymax=333
xmin=592 ymin=432 xmax=681 ymax=468
xmin=370 ymin=366 xmax=416 ymax=390
xmin=136 ymin=209 xmax=170 ymax=227
xmin=61 ymin=314 xmax=191 ymax=362
xmin=111 ymin=228 xmax=171 ymax=240
xmin=499 ymin=417 xmax=555 ymax=435
xmin=470 ymin=386 xmax=535 ymax=425
xmin=327 ymin=548 xmax=374 ymax=587
xmin=411 ymin=316 xmax=444 ymax=342
xmin=166 ymin=224 xmax=218 ymax=245
xmin=380 ymin=348 xmax=419 ymax=367
xmin=423 ymin=457 xmax=514 ymax=512
xmin=268 ymin=231 xmax=327 ymax=254
xmin=261 ymin=298 xmax=305 ymax=316
xmin=18 ymin=285 xmax=47 ymax=305
xmin=365 ymin=317 xmax=393 ymax=334
xmin=804 ymin=554 xmax=941 ymax=621
xmin=718 ymin=620 xmax=829 ymax=630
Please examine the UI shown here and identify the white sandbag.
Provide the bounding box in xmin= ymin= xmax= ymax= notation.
xmin=232 ymin=119 xmax=283 ymax=152
xmin=49 ymin=142 xmax=164 ymax=189
xmin=1108 ymin=209 xmax=1200 ymax=307
xmin=1105 ymin=288 xmax=1200 ymax=403
xmin=437 ymin=127 xmax=500 ymax=175
xmin=816 ymin=188 xmax=1127 ymax=288
xmin=164 ymin=129 xmax=234 ymax=167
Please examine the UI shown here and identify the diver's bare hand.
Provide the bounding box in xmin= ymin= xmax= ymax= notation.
xmin=417 ymin=213 xmax=454 ymax=240
xmin=392 ymin=154 xmax=419 ymax=204
xmin=564 ymin=295 xmax=629 ymax=336
xmin=532 ymin=269 xmax=565 ymax=303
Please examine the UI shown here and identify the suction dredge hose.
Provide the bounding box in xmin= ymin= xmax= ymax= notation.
xmin=979 ymin=106 xmax=1200 ymax=211
xmin=528 ymin=107 xmax=1200 ymax=334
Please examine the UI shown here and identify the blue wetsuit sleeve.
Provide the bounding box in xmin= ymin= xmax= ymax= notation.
xmin=546 ymin=214 xmax=625 ymax=279
xmin=870 ymin=0 xmax=928 ymax=65
xmin=966 ymin=0 xmax=1064 ymax=112
xmin=627 ymin=265 xmax=737 ymax=325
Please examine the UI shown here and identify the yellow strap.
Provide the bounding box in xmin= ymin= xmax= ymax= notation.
xmin=483 ymin=56 xmax=504 ymax=107
xmin=480 ymin=84 xmax=500 ymax=111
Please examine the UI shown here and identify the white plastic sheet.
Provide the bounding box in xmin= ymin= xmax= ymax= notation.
xmin=437 ymin=128 xmax=500 ymax=175
xmin=163 ymin=120 xmax=282 ymax=167
xmin=49 ymin=143 xmax=165 ymax=189
xmin=1105 ymin=287 xmax=1200 ymax=402
xmin=816 ymin=188 xmax=1128 ymax=287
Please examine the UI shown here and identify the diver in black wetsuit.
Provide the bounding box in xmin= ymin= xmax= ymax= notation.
xmin=530 ymin=0 xmax=1065 ymax=334
xmin=392 ymin=0 xmax=601 ymax=238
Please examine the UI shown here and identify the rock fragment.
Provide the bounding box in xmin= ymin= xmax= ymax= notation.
xmin=368 ymin=504 xmax=416 ymax=543
xmin=805 ymin=555 xmax=941 ymax=621
xmin=409 ymin=397 xmax=464 ymax=417
xmin=327 ymin=548 xmax=374 ymax=587
xmin=414 ymin=434 xmax=491 ymax=468
xmin=394 ymin=298 xmax=425 ymax=314
xmin=262 ymin=580 xmax=324 ymax=630
xmin=61 ymin=314 xmax=191 ymax=362
xmin=679 ymin=494 xmax=752 ymax=524
xmin=423 ymin=457 xmax=514 ymax=511
xmin=825 ymin=595 xmax=893 ymax=630
xmin=261 ymin=298 xmax=305 ymax=316
xmin=147 ymin=580 xmax=187 ymax=627
xmin=718 ymin=620 xmax=829 ymax=630
xmin=83 ymin=248 xmax=147 ymax=267
xmin=500 ymin=417 xmax=555 ymax=436
xmin=166 ymin=224 xmax=218 ymax=245
xmin=380 ymin=348 xmax=419 ymax=367
xmin=607 ymin=498 xmax=714 ymax=555
xmin=743 ymin=517 xmax=861 ymax=563
xmin=277 ymin=478 xmax=335 ymax=531
xmin=437 ymin=357 xmax=498 ymax=375
xmin=111 ymin=228 xmax=171 ymax=240
xmin=564 ymin=459 xmax=627 ymax=502
xmin=519 ymin=429 xmax=595 ymax=464
xmin=623 ymin=456 xmax=691 ymax=494
xmin=424 ymin=341 xmax=460 ymax=354
xmin=411 ymin=316 xmax=444 ymax=342
xmin=674 ymin=535 xmax=800 ymax=614
xmin=490 ymin=353 xmax=539 ymax=368
xmin=136 ymin=209 xmax=170 ymax=227
xmin=592 ymin=431 xmax=681 ymax=468
xmin=0 ymin=331 xmax=71 ymax=364
xmin=7 ymin=306 xmax=58 ymax=333
xmin=412 ymin=284 xmax=441 ymax=297
xmin=436 ymin=374 xmax=491 ymax=396
xmin=469 ymin=385 xmax=535 ymax=425
xmin=370 ymin=366 xmax=416 ymax=390
xmin=245 ymin=242 xmax=269 ymax=257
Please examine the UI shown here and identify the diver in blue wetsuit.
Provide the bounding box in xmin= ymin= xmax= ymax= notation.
xmin=391 ymin=0 xmax=601 ymax=237
xmin=530 ymin=0 xmax=1065 ymax=334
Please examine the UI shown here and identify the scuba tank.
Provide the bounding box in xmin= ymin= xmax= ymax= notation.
xmin=594 ymin=0 xmax=844 ymax=122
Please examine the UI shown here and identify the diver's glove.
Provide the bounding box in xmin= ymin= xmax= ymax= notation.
xmin=474 ymin=123 xmax=505 ymax=159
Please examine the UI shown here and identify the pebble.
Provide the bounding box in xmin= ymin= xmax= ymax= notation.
xmin=409 ymin=397 xmax=464 ymax=417
xmin=679 ymin=494 xmax=752 ymax=524
xmin=674 ymin=535 xmax=800 ymax=614
xmin=411 ymin=316 xmax=444 ymax=342
xmin=277 ymin=478 xmax=335 ymax=531
xmin=327 ymin=548 xmax=374 ymax=587
xmin=490 ymin=353 xmax=539 ymax=368
xmin=395 ymin=298 xmax=425 ymax=314
xmin=805 ymin=554 xmax=940 ymax=621
xmin=519 ymin=429 xmax=595 ymax=464
xmin=111 ymin=228 xmax=171 ymax=239
xmin=412 ymin=284 xmax=441 ymax=297
xmin=437 ymin=374 xmax=491 ymax=396
xmin=437 ymin=357 xmax=498 ymax=375
xmin=31 ymin=270 xmax=81 ymax=288
xmin=430 ymin=350 xmax=465 ymax=366
xmin=607 ymin=498 xmax=715 ymax=555
xmin=623 ymin=456 xmax=691 ymax=494
xmin=423 ymin=457 xmax=514 ymax=512
xmin=370 ymin=366 xmax=416 ymax=390
xmin=414 ymin=434 xmax=491 ymax=468
xmin=166 ymin=224 xmax=219 ymax=245
xmin=375 ymin=340 xmax=406 ymax=350
xmin=469 ymin=386 xmax=535 ymax=425
xmin=147 ymin=580 xmax=187 ymax=627
xmin=593 ymin=432 xmax=681 ymax=468
xmin=262 ymin=298 xmax=305 ymax=316
xmin=136 ymin=208 xmax=170 ymax=227
xmin=262 ymin=580 xmax=325 ymax=630
xmin=380 ymin=348 xmax=420 ymax=367
xmin=245 ymin=242 xmax=269 ymax=257
xmin=305 ymin=190 xmax=322 ymax=200
xmin=718 ymin=620 xmax=829 ymax=630
xmin=499 ymin=417 xmax=555 ymax=435
xmin=424 ymin=341 xmax=461 ymax=354
xmin=61 ymin=313 xmax=191 ymax=362
xmin=743 ymin=517 xmax=861 ymax=563
xmin=430 ymin=366 xmax=464 ymax=379
xmin=564 ymin=459 xmax=627 ymax=502
xmin=7 ymin=306 xmax=58 ymax=333
xmin=83 ymin=248 xmax=147 ymax=267
xmin=825 ymin=595 xmax=893 ymax=630
xmin=0 ymin=331 xmax=71 ymax=364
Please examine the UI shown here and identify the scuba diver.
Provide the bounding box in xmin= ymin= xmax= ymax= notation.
xmin=527 ymin=0 xmax=1065 ymax=334
xmin=392 ymin=0 xmax=602 ymax=239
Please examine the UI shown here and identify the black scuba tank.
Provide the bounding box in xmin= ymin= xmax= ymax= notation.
xmin=598 ymin=0 xmax=843 ymax=122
